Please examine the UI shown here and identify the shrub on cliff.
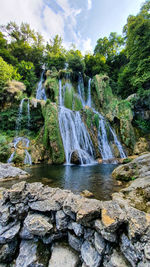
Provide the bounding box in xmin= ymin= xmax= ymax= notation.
xmin=0 ymin=56 xmax=20 ymax=91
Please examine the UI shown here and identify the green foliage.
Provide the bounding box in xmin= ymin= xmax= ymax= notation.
xmin=42 ymin=102 xmax=65 ymax=164
xmin=67 ymin=49 xmax=85 ymax=74
xmin=94 ymin=32 xmax=124 ymax=59
xmin=64 ymin=85 xmax=74 ymax=110
xmin=0 ymin=56 xmax=20 ymax=91
xmin=118 ymin=4 xmax=150 ymax=97
xmin=17 ymin=61 xmax=37 ymax=95
xmin=73 ymin=95 xmax=83 ymax=111
xmin=0 ymin=134 xmax=10 ymax=162
xmin=134 ymin=118 xmax=150 ymax=134
xmin=12 ymin=153 xmax=24 ymax=164
xmin=85 ymin=108 xmax=93 ymax=128
xmin=45 ymin=77 xmax=59 ymax=102
xmin=122 ymin=158 xmax=132 ymax=164
xmin=94 ymin=114 xmax=99 ymax=129
xmin=45 ymin=35 xmax=66 ymax=70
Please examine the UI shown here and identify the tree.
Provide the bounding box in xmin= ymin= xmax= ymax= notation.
xmin=94 ymin=32 xmax=124 ymax=60
xmin=45 ymin=35 xmax=66 ymax=70
xmin=17 ymin=61 xmax=37 ymax=95
xmin=67 ymin=49 xmax=85 ymax=73
xmin=118 ymin=1 xmax=150 ymax=96
xmin=0 ymin=56 xmax=20 ymax=91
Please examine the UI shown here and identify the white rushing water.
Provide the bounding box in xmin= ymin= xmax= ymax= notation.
xmin=36 ymin=71 xmax=47 ymax=100
xmin=15 ymin=98 xmax=25 ymax=136
xmin=78 ymin=74 xmax=85 ymax=107
xmin=59 ymin=74 xmax=126 ymax=163
xmin=8 ymin=99 xmax=32 ymax=165
xmin=86 ymin=78 xmax=92 ymax=107
xmin=59 ymin=80 xmax=96 ymax=165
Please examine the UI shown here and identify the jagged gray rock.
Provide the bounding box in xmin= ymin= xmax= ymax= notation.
xmin=68 ymin=232 xmax=83 ymax=252
xmin=24 ymin=213 xmax=53 ymax=237
xmin=56 ymin=210 xmax=70 ymax=230
xmin=81 ymin=241 xmax=102 ymax=267
xmin=0 ymin=222 xmax=20 ymax=244
xmin=14 ymin=240 xmax=49 ymax=267
xmin=0 ymin=163 xmax=30 ymax=180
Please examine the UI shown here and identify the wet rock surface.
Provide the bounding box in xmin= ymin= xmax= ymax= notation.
xmin=0 ymin=178 xmax=149 ymax=266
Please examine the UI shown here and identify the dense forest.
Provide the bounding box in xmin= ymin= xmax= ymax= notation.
xmin=0 ymin=0 xmax=149 ymax=97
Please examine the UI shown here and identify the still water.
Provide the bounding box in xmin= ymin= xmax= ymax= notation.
xmin=0 ymin=164 xmax=123 ymax=201
xmin=25 ymin=163 xmax=122 ymax=200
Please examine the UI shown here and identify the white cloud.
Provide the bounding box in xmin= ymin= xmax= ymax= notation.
xmin=43 ymin=6 xmax=64 ymax=39
xmin=87 ymin=0 xmax=92 ymax=10
xmin=82 ymin=38 xmax=93 ymax=54
xmin=0 ymin=0 xmax=44 ymax=34
xmin=0 ymin=0 xmax=87 ymax=51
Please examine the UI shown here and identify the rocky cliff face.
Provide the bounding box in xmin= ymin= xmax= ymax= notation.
xmin=0 ymin=176 xmax=150 ymax=267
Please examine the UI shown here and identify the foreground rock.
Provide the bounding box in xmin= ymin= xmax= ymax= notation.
xmin=0 ymin=163 xmax=30 ymax=181
xmin=48 ymin=243 xmax=79 ymax=267
xmin=0 ymin=181 xmax=149 ymax=266
xmin=112 ymin=153 xmax=150 ymax=181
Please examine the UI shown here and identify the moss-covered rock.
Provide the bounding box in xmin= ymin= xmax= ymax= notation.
xmin=73 ymin=94 xmax=83 ymax=111
xmin=42 ymin=101 xmax=65 ymax=164
xmin=0 ymin=135 xmax=11 ymax=163
xmin=82 ymin=107 xmax=100 ymax=158
xmin=92 ymin=74 xmax=136 ymax=151
xmin=133 ymin=137 xmax=149 ymax=155
xmin=64 ymin=83 xmax=74 ymax=110
xmin=44 ymin=77 xmax=59 ymax=103
xmin=112 ymin=153 xmax=150 ymax=181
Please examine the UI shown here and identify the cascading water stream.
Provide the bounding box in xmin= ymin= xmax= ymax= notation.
xmin=78 ymin=74 xmax=85 ymax=107
xmin=59 ymin=80 xmax=96 ymax=165
xmin=98 ymin=116 xmax=114 ymax=159
xmin=87 ymin=78 xmax=126 ymax=159
xmin=8 ymin=99 xmax=32 ymax=165
xmin=16 ymin=98 xmax=25 ymax=136
xmin=36 ymin=71 xmax=47 ymax=100
xmin=87 ymin=78 xmax=92 ymax=107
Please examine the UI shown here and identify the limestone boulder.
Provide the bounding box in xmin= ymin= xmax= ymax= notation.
xmin=24 ymin=213 xmax=53 ymax=237
xmin=133 ymin=138 xmax=149 ymax=155
xmin=81 ymin=241 xmax=102 ymax=267
xmin=0 ymin=163 xmax=30 ymax=181
xmin=14 ymin=240 xmax=50 ymax=267
xmin=48 ymin=243 xmax=79 ymax=267
xmin=112 ymin=153 xmax=150 ymax=181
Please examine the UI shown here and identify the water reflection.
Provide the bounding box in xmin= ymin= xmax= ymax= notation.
xmin=25 ymin=163 xmax=122 ymax=200
xmin=0 ymin=164 xmax=123 ymax=201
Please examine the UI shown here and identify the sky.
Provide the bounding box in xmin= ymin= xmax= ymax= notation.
xmin=0 ymin=0 xmax=145 ymax=53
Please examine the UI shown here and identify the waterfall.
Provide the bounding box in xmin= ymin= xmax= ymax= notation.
xmin=84 ymin=79 xmax=126 ymax=160
xmin=109 ymin=126 xmax=126 ymax=158
xmin=59 ymin=80 xmax=96 ymax=165
xmin=58 ymin=75 xmax=126 ymax=164
xmin=36 ymin=71 xmax=47 ymax=100
xmin=16 ymin=98 xmax=25 ymax=136
xmin=78 ymin=74 xmax=85 ymax=106
xmin=98 ymin=115 xmax=114 ymax=159
xmin=27 ymin=99 xmax=31 ymax=130
xmin=87 ymin=78 xmax=91 ymax=107
xmin=24 ymin=138 xmax=32 ymax=165
xmin=8 ymin=99 xmax=32 ymax=165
